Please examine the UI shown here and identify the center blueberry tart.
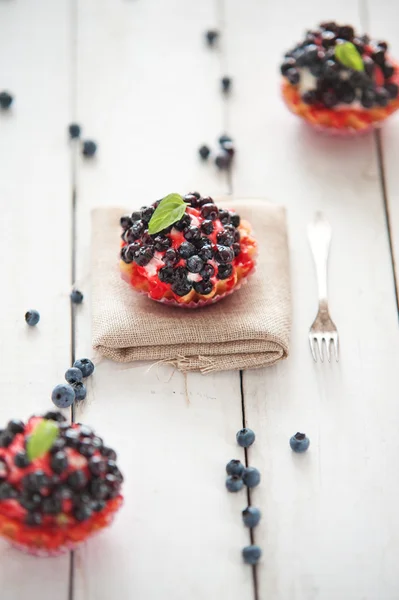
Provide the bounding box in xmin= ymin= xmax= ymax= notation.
xmin=281 ymin=22 xmax=399 ymax=134
xmin=0 ymin=412 xmax=123 ymax=556
xmin=120 ymin=193 xmax=257 ymax=307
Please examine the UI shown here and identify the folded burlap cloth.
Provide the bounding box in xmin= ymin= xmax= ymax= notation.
xmin=91 ymin=199 xmax=291 ymax=373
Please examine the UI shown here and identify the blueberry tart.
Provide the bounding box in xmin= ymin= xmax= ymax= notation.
xmin=0 ymin=412 xmax=123 ymax=556
xmin=120 ymin=193 xmax=257 ymax=307
xmin=281 ymin=22 xmax=399 ymax=135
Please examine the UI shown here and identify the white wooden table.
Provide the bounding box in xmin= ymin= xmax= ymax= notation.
xmin=1 ymin=1 xmax=399 ymax=599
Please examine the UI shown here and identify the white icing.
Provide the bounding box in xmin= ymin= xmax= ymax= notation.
xmin=187 ymin=272 xmax=202 ymax=282
xmin=143 ymin=252 xmax=163 ymax=277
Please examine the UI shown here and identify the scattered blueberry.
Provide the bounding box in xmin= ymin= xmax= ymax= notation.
xmin=242 ymin=545 xmax=262 ymax=565
xmin=68 ymin=123 xmax=81 ymax=139
xmin=242 ymin=467 xmax=261 ymax=488
xmin=215 ymin=150 xmax=231 ymax=170
xmin=221 ymin=76 xmax=232 ymax=93
xmin=226 ymin=459 xmax=245 ymax=477
xmin=187 ymin=255 xmax=204 ymax=273
xmin=73 ymin=358 xmax=94 ymax=378
xmin=0 ymin=91 xmax=13 ymax=110
xmin=25 ymin=310 xmax=40 ymax=326
xmin=289 ymin=432 xmax=310 ymax=453
xmin=236 ymin=428 xmax=256 ymax=448
xmin=205 ymin=30 xmax=219 ymax=46
xmin=82 ymin=140 xmax=97 ymax=157
xmin=193 ymin=279 xmax=213 ymax=295
xmin=217 ymin=264 xmax=233 ymax=279
xmin=65 ymin=367 xmax=83 ymax=385
xmin=226 ymin=475 xmax=244 ymax=493
xmin=51 ymin=384 xmax=75 ymax=408
xmin=70 ymin=289 xmax=84 ymax=304
xmin=199 ymin=145 xmax=211 ymax=160
xmin=72 ymin=382 xmax=87 ymax=402
xmin=7 ymin=419 xmax=25 ymax=434
xmin=242 ymin=506 xmax=261 ymax=528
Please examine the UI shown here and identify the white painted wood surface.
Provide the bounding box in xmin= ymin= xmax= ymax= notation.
xmin=224 ymin=0 xmax=399 ymax=598
xmin=0 ymin=1 xmax=72 ymax=597
xmin=1 ymin=1 xmax=399 ymax=599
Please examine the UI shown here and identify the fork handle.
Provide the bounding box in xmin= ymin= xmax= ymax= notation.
xmin=307 ymin=212 xmax=332 ymax=308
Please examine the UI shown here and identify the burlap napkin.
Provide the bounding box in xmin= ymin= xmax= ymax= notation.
xmin=91 ymin=199 xmax=291 ymax=373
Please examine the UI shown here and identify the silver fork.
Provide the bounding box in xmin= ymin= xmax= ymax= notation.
xmin=307 ymin=212 xmax=339 ymax=362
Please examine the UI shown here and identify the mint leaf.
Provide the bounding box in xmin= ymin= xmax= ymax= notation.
xmin=27 ymin=419 xmax=59 ymax=461
xmin=335 ymin=42 xmax=364 ymax=72
xmin=148 ymin=193 xmax=186 ymax=235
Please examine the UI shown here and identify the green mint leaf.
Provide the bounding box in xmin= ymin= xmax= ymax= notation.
xmin=27 ymin=419 xmax=59 ymax=461
xmin=335 ymin=42 xmax=364 ymax=72
xmin=148 ymin=193 xmax=186 ymax=235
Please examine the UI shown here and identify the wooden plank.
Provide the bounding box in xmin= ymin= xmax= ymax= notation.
xmin=225 ymin=1 xmax=399 ymax=598
xmin=73 ymin=1 xmax=252 ymax=599
xmin=366 ymin=0 xmax=399 ymax=310
xmin=0 ymin=0 xmax=72 ymax=597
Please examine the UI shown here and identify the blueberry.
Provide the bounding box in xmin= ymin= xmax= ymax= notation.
xmin=322 ymin=90 xmax=338 ymax=108
xmin=92 ymin=500 xmax=106 ymax=512
xmin=79 ymin=438 xmax=95 ymax=457
xmin=82 ymin=140 xmax=97 ymax=157
xmin=338 ymin=25 xmax=354 ymax=40
xmin=73 ymin=358 xmax=95 ymax=377
xmin=50 ymin=437 xmax=66 ymax=453
xmin=72 ymin=382 xmax=87 ymax=402
xmin=160 ymin=248 xmax=177 ymax=266
xmin=22 ymin=470 xmax=49 ymax=492
xmin=0 ymin=482 xmax=17 ymax=499
xmin=337 ymin=82 xmax=356 ymax=104
xmin=376 ymin=87 xmax=390 ymax=107
xmin=64 ymin=428 xmax=80 ymax=448
xmin=217 ymin=229 xmax=234 ymax=246
xmin=385 ymin=83 xmax=399 ymax=99
xmin=184 ymin=226 xmax=201 ymax=242
xmin=217 ymin=264 xmax=233 ymax=280
xmin=178 ymin=241 xmax=196 ymax=259
xmin=200 ymin=263 xmax=215 ymax=279
xmin=158 ymin=266 xmax=174 ymax=284
xmin=68 ymin=469 xmax=87 ymax=490
xmin=372 ymin=47 xmax=386 ymax=66
xmin=236 ymin=428 xmax=255 ymax=447
xmin=0 ymin=91 xmax=13 ymax=109
xmin=14 ymin=451 xmax=30 ymax=468
xmin=201 ymin=220 xmax=214 ymax=235
xmin=187 ymin=255 xmax=204 ymax=273
xmin=361 ymin=88 xmax=375 ymax=108
xmin=321 ymin=30 xmax=336 ymax=47
xmin=20 ymin=492 xmax=42 ymax=511
xmin=226 ymin=475 xmax=244 ymax=493
xmin=218 ymin=209 xmax=231 ymax=225
xmin=52 ymin=384 xmax=75 ymax=408
xmin=25 ymin=512 xmax=43 ymax=527
xmin=90 ymin=478 xmax=109 ymax=500
xmin=44 ymin=411 xmax=66 ymax=423
xmin=302 ymin=90 xmax=319 ymax=105
xmin=242 ymin=545 xmax=262 ymax=565
xmin=101 ymin=446 xmax=117 ymax=460
xmin=172 ymin=279 xmax=192 ymax=297
xmin=42 ymin=496 xmax=62 ymax=515
xmin=193 ymin=279 xmax=213 ymax=295
xmin=221 ymin=76 xmax=232 ymax=92
xmin=174 ymin=213 xmax=192 ymax=231
xmin=363 ymin=56 xmax=375 ymax=77
xmin=25 ymin=309 xmax=40 ymax=326
xmin=226 ymin=459 xmax=245 ymax=477
xmin=141 ymin=206 xmax=155 ymax=223
xmin=74 ymin=505 xmax=93 ymax=521
xmin=215 ymin=245 xmax=234 ymax=264
xmin=199 ymin=145 xmax=211 ymax=160
xmin=198 ymin=244 xmax=213 ymax=261
xmin=51 ymin=451 xmax=68 ymax=474
xmin=65 ymin=367 xmax=83 ymax=385
xmin=242 ymin=467 xmax=260 ymax=488
xmin=153 ymin=235 xmax=171 ymax=252
xmin=0 ymin=430 xmax=14 ymax=447
xmin=230 ymin=213 xmax=240 ymax=227
xmin=382 ymin=63 xmax=394 ymax=79
xmin=232 ymin=243 xmax=241 ymax=257
xmin=242 ymin=506 xmax=261 ymax=528
xmin=280 ymin=57 xmax=297 ymax=74
xmin=105 ymin=473 xmax=121 ymax=496
xmin=92 ymin=436 xmax=103 ymax=450
xmin=68 ymin=123 xmax=81 ymax=139
xmin=70 ymin=289 xmax=84 ymax=304
xmin=286 ymin=68 xmax=300 ymax=85
xmin=289 ymin=432 xmax=310 ymax=453
xmin=205 ymin=29 xmax=219 ymax=46
xmin=215 ymin=151 xmax=231 ymax=170
xmin=7 ymin=419 xmax=25 ymax=434
xmin=201 ymin=203 xmax=219 ymax=221
xmin=88 ymin=456 xmax=107 ymax=477
xmin=183 ymin=193 xmax=200 ymax=207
